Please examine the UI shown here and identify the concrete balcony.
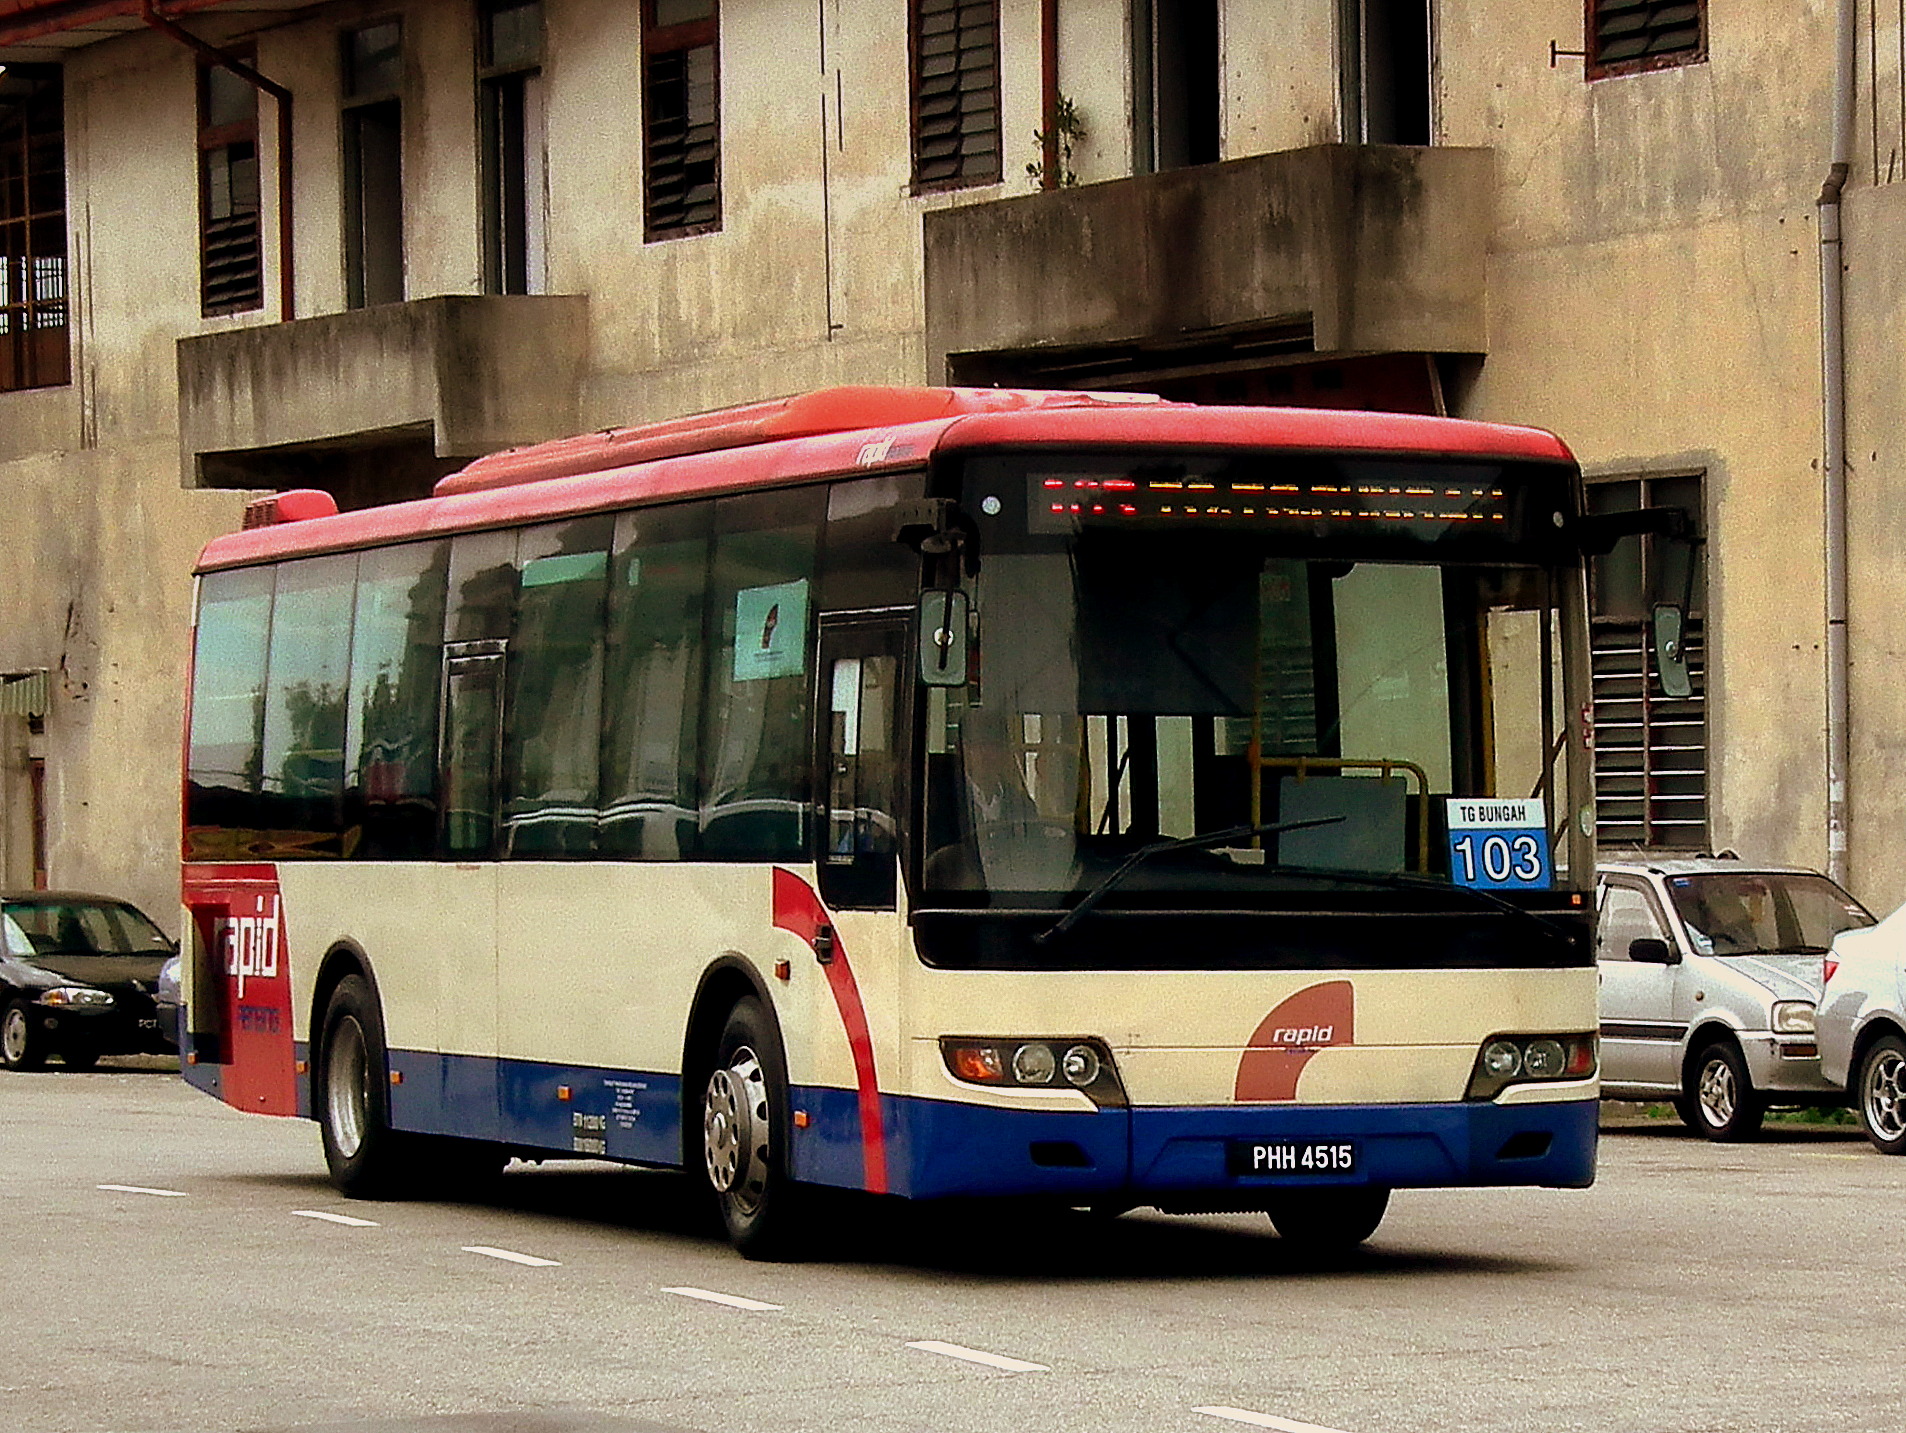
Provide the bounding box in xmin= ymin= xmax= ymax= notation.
xmin=176 ymin=294 xmax=588 ymax=492
xmin=924 ymin=144 xmax=1493 ymax=386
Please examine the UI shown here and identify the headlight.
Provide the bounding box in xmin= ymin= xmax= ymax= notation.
xmin=41 ymin=986 xmax=113 ymax=1008
xmin=1772 ymin=1001 xmax=1816 ymax=1035
xmin=941 ymin=1036 xmax=1126 ymax=1107
xmin=1466 ymin=1032 xmax=1597 ymax=1100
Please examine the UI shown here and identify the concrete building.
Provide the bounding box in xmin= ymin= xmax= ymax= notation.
xmin=0 ymin=0 xmax=1898 ymax=918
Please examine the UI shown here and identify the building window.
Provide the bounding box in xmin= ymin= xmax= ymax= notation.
xmin=199 ymin=58 xmax=263 ymax=316
xmin=642 ymin=0 xmax=720 ymax=241
xmin=342 ymin=20 xmax=405 ymax=308
xmin=1340 ymin=0 xmax=1431 ymax=144
xmin=0 ymin=64 xmax=70 ymax=393
xmin=1586 ymin=0 xmax=1705 ymax=81
xmin=479 ymin=0 xmax=546 ymax=293
xmin=910 ymin=0 xmax=1000 ymax=190
xmin=1132 ymin=0 xmax=1220 ymax=173
xmin=1587 ymin=473 xmax=1707 ymax=850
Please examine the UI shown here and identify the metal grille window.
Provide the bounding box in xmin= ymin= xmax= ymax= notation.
xmin=199 ymin=59 xmax=262 ymax=316
xmin=0 ymin=64 xmax=70 ymax=392
xmin=1587 ymin=474 xmax=1707 ymax=850
xmin=911 ymin=0 xmax=1000 ymax=190
xmin=1587 ymin=0 xmax=1706 ymax=80
xmin=642 ymin=0 xmax=720 ymax=240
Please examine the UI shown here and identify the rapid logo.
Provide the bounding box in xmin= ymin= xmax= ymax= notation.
xmin=1233 ymin=980 xmax=1356 ymax=1102
xmin=223 ymin=893 xmax=282 ymax=999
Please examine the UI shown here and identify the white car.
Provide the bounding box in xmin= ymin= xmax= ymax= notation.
xmin=1597 ymin=857 xmax=1873 ymax=1140
xmin=1819 ymin=904 xmax=1906 ymax=1152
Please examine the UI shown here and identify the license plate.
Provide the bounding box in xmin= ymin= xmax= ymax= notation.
xmin=1227 ymin=1140 xmax=1359 ymax=1177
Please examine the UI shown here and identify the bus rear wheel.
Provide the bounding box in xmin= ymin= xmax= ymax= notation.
xmin=1265 ymin=1186 xmax=1389 ymax=1251
xmin=319 ymin=975 xmax=433 ymax=1199
xmin=702 ymin=997 xmax=805 ymax=1259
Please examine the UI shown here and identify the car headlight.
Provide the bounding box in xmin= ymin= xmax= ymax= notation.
xmin=41 ymin=986 xmax=113 ymax=1008
xmin=1772 ymin=1001 xmax=1816 ymax=1035
xmin=1466 ymin=1032 xmax=1597 ymax=1100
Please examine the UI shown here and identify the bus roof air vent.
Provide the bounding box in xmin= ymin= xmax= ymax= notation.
xmin=241 ymin=489 xmax=340 ymax=529
xmin=433 ymin=386 xmax=1169 ymax=498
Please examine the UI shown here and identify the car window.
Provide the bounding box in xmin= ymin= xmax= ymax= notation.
xmin=1666 ymin=872 xmax=1873 ymax=956
xmin=1 ymin=911 xmax=28 ymax=957
xmin=1598 ymin=883 xmax=1669 ymax=961
xmin=2 ymin=902 xmax=172 ymax=957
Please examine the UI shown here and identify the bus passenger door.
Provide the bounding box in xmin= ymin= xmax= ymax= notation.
xmin=433 ymin=640 xmax=505 ymax=1141
xmin=800 ymin=618 xmax=907 ymax=1193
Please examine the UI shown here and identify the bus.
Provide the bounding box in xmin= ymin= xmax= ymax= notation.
xmin=182 ymin=385 xmax=1606 ymax=1258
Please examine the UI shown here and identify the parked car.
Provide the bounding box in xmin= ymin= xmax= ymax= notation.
xmin=0 ymin=891 xmax=178 ymax=1071
xmin=1596 ymin=856 xmax=1873 ymax=1140
xmin=154 ymin=952 xmax=182 ymax=1054
xmin=1819 ymin=903 xmax=1906 ymax=1152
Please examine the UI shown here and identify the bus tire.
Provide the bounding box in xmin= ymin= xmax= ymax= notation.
xmin=317 ymin=974 xmax=429 ymax=1199
xmin=1679 ymin=1038 xmax=1764 ymax=1142
xmin=702 ymin=996 xmax=805 ymax=1260
xmin=1265 ymin=1186 xmax=1389 ymax=1250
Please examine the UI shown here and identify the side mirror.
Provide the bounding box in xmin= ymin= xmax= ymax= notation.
xmin=1652 ymin=603 xmax=1692 ymax=700
xmin=916 ymin=589 xmax=969 ymax=687
xmin=1628 ymin=936 xmax=1679 ymax=965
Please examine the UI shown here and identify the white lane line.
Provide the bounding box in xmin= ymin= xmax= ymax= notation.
xmin=1195 ymin=1408 xmax=1351 ymax=1433
xmin=905 ymin=1340 xmax=1049 ymax=1373
xmin=662 ymin=1286 xmax=784 ymax=1312
xmin=97 ymin=1184 xmax=188 ymax=1197
xmin=462 ymin=1245 xmax=561 ymax=1267
xmin=292 ymin=1209 xmax=381 ymax=1227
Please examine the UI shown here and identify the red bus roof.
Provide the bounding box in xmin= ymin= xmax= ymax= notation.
xmin=195 ymin=387 xmax=1574 ymax=573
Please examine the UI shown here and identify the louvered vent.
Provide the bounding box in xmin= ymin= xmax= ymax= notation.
xmin=912 ymin=0 xmax=1000 ymax=188
xmin=645 ymin=43 xmax=719 ymax=236
xmin=1591 ymin=618 xmax=1708 ymax=849
xmin=1590 ymin=0 xmax=1704 ymax=74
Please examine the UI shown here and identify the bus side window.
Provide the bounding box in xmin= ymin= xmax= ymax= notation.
xmin=819 ymin=636 xmax=901 ymax=909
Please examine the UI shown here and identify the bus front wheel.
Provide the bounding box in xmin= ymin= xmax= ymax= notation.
xmin=1265 ymin=1186 xmax=1389 ymax=1250
xmin=702 ymin=997 xmax=805 ymax=1259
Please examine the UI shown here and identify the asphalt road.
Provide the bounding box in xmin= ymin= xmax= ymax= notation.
xmin=4 ymin=1061 xmax=1901 ymax=1433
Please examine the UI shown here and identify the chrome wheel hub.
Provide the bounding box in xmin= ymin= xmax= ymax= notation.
xmin=1 ymin=1007 xmax=26 ymax=1064
xmin=1865 ymin=1049 xmax=1906 ymax=1143
xmin=325 ymin=1016 xmax=369 ymax=1159
xmin=704 ymin=1048 xmax=770 ymax=1214
xmin=1697 ymin=1057 xmax=1737 ymax=1127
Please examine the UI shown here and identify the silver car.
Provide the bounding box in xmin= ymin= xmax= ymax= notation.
xmin=1597 ymin=857 xmax=1873 ymax=1140
xmin=1819 ymin=904 xmax=1906 ymax=1153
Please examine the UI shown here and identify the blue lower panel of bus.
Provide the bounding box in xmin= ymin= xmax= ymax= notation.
xmin=889 ymin=1095 xmax=1598 ymax=1201
xmin=282 ymin=1046 xmax=1595 ymax=1199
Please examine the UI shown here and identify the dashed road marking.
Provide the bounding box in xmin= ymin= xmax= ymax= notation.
xmin=662 ymin=1286 xmax=784 ymax=1311
xmin=462 ymin=1245 xmax=561 ymax=1267
xmin=906 ymin=1340 xmax=1049 ymax=1373
xmin=292 ymin=1209 xmax=381 ymax=1227
xmin=97 ymin=1184 xmax=188 ymax=1197
xmin=1195 ymin=1408 xmax=1351 ymax=1433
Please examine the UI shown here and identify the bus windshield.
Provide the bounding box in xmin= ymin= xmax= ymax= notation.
xmin=920 ymin=451 xmax=1582 ymax=902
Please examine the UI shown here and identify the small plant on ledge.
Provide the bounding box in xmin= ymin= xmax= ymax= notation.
xmin=1026 ymin=95 xmax=1086 ymax=189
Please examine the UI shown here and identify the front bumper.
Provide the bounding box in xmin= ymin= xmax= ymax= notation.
xmin=1740 ymin=1032 xmax=1842 ymax=1098
xmin=889 ymin=1094 xmax=1599 ymax=1202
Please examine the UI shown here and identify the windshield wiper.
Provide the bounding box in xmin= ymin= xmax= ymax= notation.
xmin=1036 ymin=817 xmax=1344 ymax=945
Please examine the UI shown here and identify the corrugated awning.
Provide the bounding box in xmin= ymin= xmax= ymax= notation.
xmin=0 ymin=669 xmax=48 ymax=717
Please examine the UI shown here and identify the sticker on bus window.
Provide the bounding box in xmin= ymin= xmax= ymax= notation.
xmin=733 ymin=579 xmax=809 ymax=681
xmin=1445 ymin=798 xmax=1553 ymax=890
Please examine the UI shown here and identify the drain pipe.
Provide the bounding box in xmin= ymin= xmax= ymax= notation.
xmin=141 ymin=0 xmax=294 ymax=320
xmin=1819 ymin=0 xmax=1855 ymax=886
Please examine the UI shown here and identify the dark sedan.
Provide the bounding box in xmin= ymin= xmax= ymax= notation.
xmin=1 ymin=892 xmax=177 ymax=1070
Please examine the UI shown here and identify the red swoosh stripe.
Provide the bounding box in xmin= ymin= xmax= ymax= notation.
xmin=771 ymin=868 xmax=889 ymax=1194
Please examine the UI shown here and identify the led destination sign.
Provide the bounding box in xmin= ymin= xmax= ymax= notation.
xmin=1027 ymin=471 xmax=1513 ymax=539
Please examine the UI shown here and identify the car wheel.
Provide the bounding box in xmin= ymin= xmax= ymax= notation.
xmin=1856 ymin=1034 xmax=1906 ymax=1155
xmin=1265 ymin=1186 xmax=1390 ymax=1251
xmin=1680 ymin=1039 xmax=1765 ymax=1142
xmin=702 ymin=996 xmax=806 ymax=1259
xmin=61 ymin=1045 xmax=101 ymax=1071
xmin=318 ymin=975 xmax=434 ymax=1199
xmin=0 ymin=1000 xmax=47 ymax=1071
